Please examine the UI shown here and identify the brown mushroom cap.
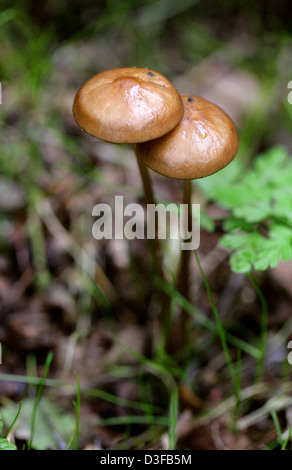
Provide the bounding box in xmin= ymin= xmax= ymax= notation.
xmin=136 ymin=95 xmax=239 ymax=180
xmin=72 ymin=67 xmax=184 ymax=144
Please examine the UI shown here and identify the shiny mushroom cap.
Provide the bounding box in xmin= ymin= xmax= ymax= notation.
xmin=72 ymin=67 xmax=184 ymax=144
xmin=136 ymin=95 xmax=239 ymax=180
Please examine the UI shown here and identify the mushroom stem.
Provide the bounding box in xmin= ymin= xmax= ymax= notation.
xmin=178 ymin=180 xmax=192 ymax=295
xmin=133 ymin=145 xmax=164 ymax=281
xmin=176 ymin=179 xmax=192 ymax=346
xmin=134 ymin=147 xmax=171 ymax=335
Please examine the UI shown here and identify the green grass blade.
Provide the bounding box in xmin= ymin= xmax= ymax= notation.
xmin=84 ymin=387 xmax=161 ymax=413
xmin=168 ymin=386 xmax=178 ymax=450
xmin=2 ymin=402 xmax=22 ymax=439
xmin=281 ymin=426 xmax=292 ymax=451
xmin=28 ymin=351 xmax=53 ymax=450
xmin=123 ymin=347 xmax=183 ymax=378
xmin=193 ymin=250 xmax=241 ymax=419
xmin=97 ymin=416 xmax=169 ymax=427
xmin=69 ymin=372 xmax=81 ymax=450
xmin=155 ymin=278 xmax=261 ymax=359
xmin=270 ymin=408 xmax=284 ymax=446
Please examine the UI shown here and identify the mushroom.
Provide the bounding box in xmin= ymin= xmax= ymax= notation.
xmin=136 ymin=95 xmax=239 ymax=346
xmin=73 ymin=67 xmax=183 ymax=144
xmin=136 ymin=95 xmax=239 ymax=180
xmin=73 ymin=67 xmax=184 ymax=279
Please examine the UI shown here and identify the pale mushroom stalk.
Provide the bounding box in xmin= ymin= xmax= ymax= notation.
xmin=177 ymin=181 xmax=192 ymax=296
xmin=174 ymin=179 xmax=196 ymax=348
xmin=177 ymin=180 xmax=192 ymax=295
xmin=133 ymin=145 xmax=164 ymax=280
xmin=134 ymin=148 xmax=172 ymax=330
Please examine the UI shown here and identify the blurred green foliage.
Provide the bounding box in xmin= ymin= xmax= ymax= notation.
xmin=197 ymin=146 xmax=292 ymax=273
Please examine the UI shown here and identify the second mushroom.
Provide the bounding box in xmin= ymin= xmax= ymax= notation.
xmin=136 ymin=95 xmax=239 ymax=345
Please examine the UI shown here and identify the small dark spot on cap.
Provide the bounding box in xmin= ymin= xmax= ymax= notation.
xmin=188 ymin=97 xmax=195 ymax=103
xmin=147 ymin=71 xmax=155 ymax=77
